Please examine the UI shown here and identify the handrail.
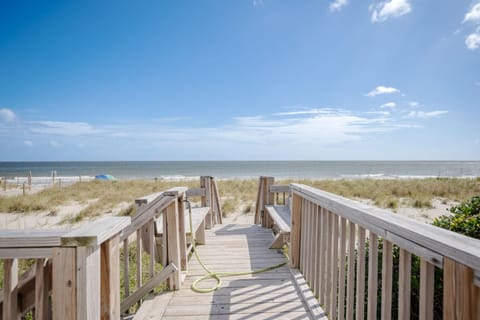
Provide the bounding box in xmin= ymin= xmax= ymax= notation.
xmin=287 ymin=182 xmax=480 ymax=320
xmin=1 ymin=177 xmax=223 ymax=319
xmin=0 ymin=217 xmax=130 ymax=320
xmin=291 ymin=183 xmax=480 ymax=270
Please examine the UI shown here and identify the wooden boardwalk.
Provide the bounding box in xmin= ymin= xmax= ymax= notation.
xmin=134 ymin=223 xmax=320 ymax=320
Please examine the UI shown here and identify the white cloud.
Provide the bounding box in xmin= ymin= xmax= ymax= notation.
xmin=465 ymin=27 xmax=480 ymax=50
xmin=274 ymin=108 xmax=338 ymax=116
xmin=408 ymin=101 xmax=420 ymax=107
xmin=365 ymin=111 xmax=391 ymax=116
xmin=24 ymin=140 xmax=33 ymax=147
xmin=370 ymin=0 xmax=412 ymax=23
xmin=366 ymin=86 xmax=400 ymax=97
xmin=330 ymin=0 xmax=348 ymax=12
xmin=30 ymin=121 xmax=101 ymax=136
xmin=379 ymin=102 xmax=397 ymax=109
xmin=463 ymin=2 xmax=480 ymax=24
xmin=49 ymin=141 xmax=63 ymax=148
xmin=406 ymin=110 xmax=448 ymax=118
xmin=0 ymin=108 xmax=16 ymax=122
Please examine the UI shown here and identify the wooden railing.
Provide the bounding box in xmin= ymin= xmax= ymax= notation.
xmin=0 ymin=176 xmax=223 ymax=319
xmin=254 ymin=176 xmax=290 ymax=228
xmin=289 ymin=183 xmax=480 ymax=320
xmin=0 ymin=217 xmax=130 ymax=320
xmin=115 ymin=176 xmax=222 ymax=314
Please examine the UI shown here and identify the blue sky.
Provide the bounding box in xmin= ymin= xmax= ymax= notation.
xmin=0 ymin=0 xmax=479 ymax=160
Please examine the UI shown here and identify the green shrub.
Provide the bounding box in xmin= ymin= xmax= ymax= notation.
xmin=432 ymin=195 xmax=480 ymax=239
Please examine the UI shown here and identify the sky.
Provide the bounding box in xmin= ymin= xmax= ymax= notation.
xmin=0 ymin=0 xmax=479 ymax=161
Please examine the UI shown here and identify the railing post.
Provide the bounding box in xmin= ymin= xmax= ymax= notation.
xmin=263 ymin=177 xmax=274 ymax=228
xmin=52 ymin=248 xmax=77 ymax=320
xmin=52 ymin=217 xmax=129 ymax=320
xmin=290 ymin=192 xmax=303 ymax=268
xmin=3 ymin=258 xmax=18 ymax=320
xmin=177 ymin=194 xmax=188 ymax=271
xmin=166 ymin=200 xmax=181 ymax=290
xmin=101 ymin=235 xmax=121 ymax=320
xmin=443 ymin=258 xmax=479 ymax=319
xmin=200 ymin=176 xmax=213 ymax=229
xmin=76 ymin=246 xmax=101 ymax=320
xmin=35 ymin=258 xmax=49 ymax=320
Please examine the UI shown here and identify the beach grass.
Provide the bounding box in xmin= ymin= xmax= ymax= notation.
xmin=1 ymin=177 xmax=479 ymax=221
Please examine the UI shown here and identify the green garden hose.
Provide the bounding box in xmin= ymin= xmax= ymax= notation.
xmin=185 ymin=198 xmax=287 ymax=293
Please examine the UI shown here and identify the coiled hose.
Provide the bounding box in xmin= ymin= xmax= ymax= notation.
xmin=185 ymin=198 xmax=287 ymax=293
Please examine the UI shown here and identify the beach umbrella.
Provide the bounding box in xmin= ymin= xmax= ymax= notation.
xmin=95 ymin=174 xmax=116 ymax=180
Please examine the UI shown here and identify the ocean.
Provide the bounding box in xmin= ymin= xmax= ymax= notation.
xmin=1 ymin=161 xmax=480 ymax=185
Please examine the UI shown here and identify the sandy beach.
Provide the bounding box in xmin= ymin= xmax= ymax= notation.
xmin=0 ymin=179 xmax=461 ymax=230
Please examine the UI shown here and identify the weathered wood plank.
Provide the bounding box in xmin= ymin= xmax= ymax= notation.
xmin=200 ymin=176 xmax=212 ymax=229
xmin=325 ymin=210 xmax=333 ymax=315
xmin=136 ymin=229 xmax=143 ymax=289
xmin=101 ymin=236 xmax=120 ymax=320
xmin=148 ymin=218 xmax=155 ymax=278
xmin=121 ymin=263 xmax=177 ymax=314
xmin=398 ymin=249 xmax=411 ymax=320
xmin=330 ymin=212 xmax=339 ymax=320
xmin=0 ymin=247 xmax=53 ymax=259
xmin=185 ymin=188 xmax=206 ymax=198
xmin=442 ymin=258 xmax=479 ymax=319
xmin=320 ymin=207 xmax=328 ymax=304
xmin=270 ymin=184 xmax=290 ymax=194
xmin=62 ymin=217 xmax=130 ymax=247
xmin=338 ymin=217 xmax=347 ymax=320
xmin=356 ymin=226 xmax=366 ymax=320
xmin=0 ymin=229 xmax=66 ymax=247
xmin=35 ymin=259 xmax=49 ymax=320
xmin=346 ymin=221 xmax=356 ymax=320
xmin=177 ymin=198 xmax=187 ymax=271
xmin=212 ymin=179 xmax=223 ymax=224
xmin=290 ymin=193 xmax=303 ymax=268
xmin=137 ymin=220 xmax=316 ymax=320
xmin=166 ymin=201 xmax=181 ymax=290
xmin=76 ymin=246 xmax=101 ymax=320
xmin=3 ymin=259 xmax=18 ymax=320
xmin=381 ymin=240 xmax=393 ymax=320
xmin=419 ymin=258 xmax=434 ymax=320
xmin=123 ymin=238 xmax=130 ymax=298
xmin=291 ymin=183 xmax=480 ymax=270
xmin=367 ymin=233 xmax=378 ymax=320
xmin=265 ymin=205 xmax=291 ymax=232
xmin=52 ymin=247 xmax=76 ymax=320
xmin=122 ymin=196 xmax=176 ymax=240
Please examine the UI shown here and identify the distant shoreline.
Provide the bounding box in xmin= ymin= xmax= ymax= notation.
xmin=2 ymin=160 xmax=480 ymax=180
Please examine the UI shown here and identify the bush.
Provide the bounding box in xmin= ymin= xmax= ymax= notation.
xmin=432 ymin=195 xmax=480 ymax=239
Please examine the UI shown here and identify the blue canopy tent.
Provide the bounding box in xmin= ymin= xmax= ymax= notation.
xmin=95 ymin=174 xmax=116 ymax=181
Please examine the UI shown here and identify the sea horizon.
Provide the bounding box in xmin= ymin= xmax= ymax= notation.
xmin=1 ymin=161 xmax=480 ymax=184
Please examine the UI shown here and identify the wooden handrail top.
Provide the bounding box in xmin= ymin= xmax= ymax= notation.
xmin=122 ymin=196 xmax=176 ymax=241
xmin=61 ymin=217 xmax=131 ymax=247
xmin=0 ymin=229 xmax=67 ymax=248
xmin=291 ymin=183 xmax=480 ymax=270
xmin=269 ymin=184 xmax=290 ymax=193
xmin=135 ymin=187 xmax=187 ymax=205
xmin=135 ymin=191 xmax=165 ymax=205
xmin=186 ymin=187 xmax=206 ymax=197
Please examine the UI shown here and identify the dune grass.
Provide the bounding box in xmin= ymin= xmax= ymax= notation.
xmin=1 ymin=177 xmax=479 ymax=222
xmin=290 ymin=177 xmax=480 ymax=209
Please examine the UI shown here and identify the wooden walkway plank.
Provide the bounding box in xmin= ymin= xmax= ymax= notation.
xmin=136 ymin=223 xmax=320 ymax=319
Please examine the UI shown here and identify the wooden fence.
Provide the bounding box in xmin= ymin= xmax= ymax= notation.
xmin=0 ymin=217 xmax=129 ymax=320
xmin=0 ymin=176 xmax=222 ymax=319
xmin=289 ymin=183 xmax=480 ymax=320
